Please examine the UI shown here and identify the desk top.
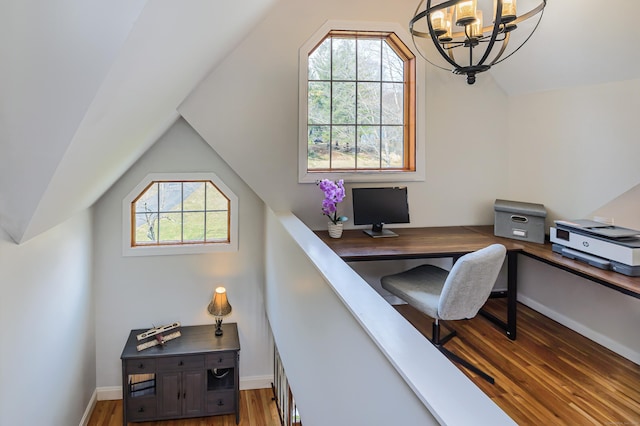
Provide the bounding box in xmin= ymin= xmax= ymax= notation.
xmin=314 ymin=225 xmax=640 ymax=298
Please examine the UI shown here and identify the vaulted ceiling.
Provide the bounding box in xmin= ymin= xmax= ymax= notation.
xmin=1 ymin=0 xmax=638 ymax=243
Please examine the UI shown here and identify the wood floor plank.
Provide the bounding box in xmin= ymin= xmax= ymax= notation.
xmin=395 ymin=299 xmax=640 ymax=425
xmin=87 ymin=389 xmax=280 ymax=426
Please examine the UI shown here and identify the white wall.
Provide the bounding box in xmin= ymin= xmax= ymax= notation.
xmin=179 ymin=0 xmax=510 ymax=231
xmin=0 ymin=209 xmax=95 ymax=426
xmin=92 ymin=118 xmax=273 ymax=392
xmin=507 ymin=78 xmax=640 ymax=363
xmin=507 ymin=77 xmax=640 ymax=224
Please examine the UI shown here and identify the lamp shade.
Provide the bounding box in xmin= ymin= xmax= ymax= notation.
xmin=208 ymin=287 xmax=232 ymax=317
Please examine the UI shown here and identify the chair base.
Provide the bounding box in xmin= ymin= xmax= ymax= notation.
xmin=431 ymin=320 xmax=495 ymax=384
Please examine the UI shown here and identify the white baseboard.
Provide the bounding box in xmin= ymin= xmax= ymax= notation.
xmin=518 ymin=295 xmax=640 ymax=365
xmin=78 ymin=389 xmax=97 ymax=426
xmin=240 ymin=374 xmax=273 ymax=390
xmin=97 ymin=385 xmax=122 ymax=401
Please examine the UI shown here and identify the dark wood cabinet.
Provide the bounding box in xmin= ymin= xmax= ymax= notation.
xmin=121 ymin=323 xmax=240 ymax=424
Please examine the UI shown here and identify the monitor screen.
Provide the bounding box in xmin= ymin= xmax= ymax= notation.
xmin=352 ymin=187 xmax=410 ymax=237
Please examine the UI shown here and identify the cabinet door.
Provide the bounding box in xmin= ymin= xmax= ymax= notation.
xmin=157 ymin=372 xmax=181 ymax=418
xmin=182 ymin=370 xmax=205 ymax=416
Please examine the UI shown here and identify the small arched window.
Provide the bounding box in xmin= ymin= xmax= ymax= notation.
xmin=123 ymin=173 xmax=238 ymax=256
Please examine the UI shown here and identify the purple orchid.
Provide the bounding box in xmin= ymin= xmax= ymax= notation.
xmin=317 ymin=179 xmax=347 ymax=224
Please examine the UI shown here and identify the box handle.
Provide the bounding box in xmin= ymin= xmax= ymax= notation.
xmin=510 ymin=215 xmax=528 ymax=223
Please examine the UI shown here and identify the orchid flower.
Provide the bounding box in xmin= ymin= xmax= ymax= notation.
xmin=317 ymin=179 xmax=348 ymax=224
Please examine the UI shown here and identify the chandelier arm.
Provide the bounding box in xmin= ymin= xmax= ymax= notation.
xmin=512 ymin=0 xmax=546 ymax=26
xmin=423 ymin=0 xmax=461 ymax=70
xmin=488 ymin=32 xmax=509 ymax=65
xmin=411 ymin=31 xmax=454 ymax=72
xmin=445 ymin=1 xmax=546 ymax=40
xmin=409 ymin=0 xmax=459 ymax=38
xmin=492 ymin=10 xmax=544 ymax=65
xmin=476 ymin=0 xmax=504 ymax=67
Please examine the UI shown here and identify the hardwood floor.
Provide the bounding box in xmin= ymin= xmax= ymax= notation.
xmin=89 ymin=301 xmax=639 ymax=425
xmin=88 ymin=388 xmax=280 ymax=426
xmin=396 ymin=299 xmax=640 ymax=425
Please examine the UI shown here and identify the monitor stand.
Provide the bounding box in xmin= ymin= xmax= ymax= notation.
xmin=363 ymin=223 xmax=398 ymax=238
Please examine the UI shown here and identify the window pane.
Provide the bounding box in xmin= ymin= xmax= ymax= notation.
xmin=332 ymin=82 xmax=355 ymax=125
xmin=309 ymin=38 xmax=331 ymax=80
xmin=332 ymin=38 xmax=356 ymax=80
xmin=357 ymin=126 xmax=381 ymax=168
xmin=308 ymin=126 xmax=330 ymax=170
xmin=382 ymin=82 xmax=404 ymax=125
xmin=357 ymin=82 xmax=380 ymax=125
xmin=158 ymin=213 xmax=182 ymax=243
xmin=382 ymin=41 xmax=404 ymax=82
xmin=381 ymin=126 xmax=404 ymax=168
xmin=205 ymin=182 xmax=229 ymax=211
xmin=135 ymin=212 xmax=158 ymax=244
xmin=331 ymin=126 xmax=355 ymax=169
xmin=183 ymin=182 xmax=205 ymax=211
xmin=159 ymin=182 xmax=182 ymax=213
xmin=357 ymin=39 xmax=381 ymax=81
xmin=206 ymin=212 xmax=229 ymax=241
xmin=308 ymin=82 xmax=331 ymax=125
xmin=183 ymin=212 xmax=205 ymax=242
xmin=135 ymin=183 xmax=158 ymax=213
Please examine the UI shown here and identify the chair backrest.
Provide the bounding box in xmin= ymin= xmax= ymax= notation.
xmin=438 ymin=244 xmax=507 ymax=320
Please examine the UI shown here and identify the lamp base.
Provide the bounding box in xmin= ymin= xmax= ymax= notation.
xmin=215 ymin=318 xmax=224 ymax=336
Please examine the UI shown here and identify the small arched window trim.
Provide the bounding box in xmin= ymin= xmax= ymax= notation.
xmin=122 ymin=172 xmax=238 ymax=256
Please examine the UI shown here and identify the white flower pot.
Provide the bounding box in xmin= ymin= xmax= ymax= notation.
xmin=328 ymin=222 xmax=344 ymax=239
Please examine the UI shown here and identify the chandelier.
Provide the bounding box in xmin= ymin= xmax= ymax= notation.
xmin=410 ymin=0 xmax=546 ymax=84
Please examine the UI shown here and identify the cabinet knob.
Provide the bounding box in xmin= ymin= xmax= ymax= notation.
xmin=138 ymin=363 xmax=144 ymax=369
xmin=178 ymin=360 xmax=184 ymax=366
xmin=217 ymin=399 xmax=225 ymax=406
xmin=138 ymin=407 xmax=145 ymax=413
xmin=218 ymin=358 xmax=223 ymax=363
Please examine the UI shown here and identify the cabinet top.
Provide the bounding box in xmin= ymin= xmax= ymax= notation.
xmin=121 ymin=323 xmax=240 ymax=360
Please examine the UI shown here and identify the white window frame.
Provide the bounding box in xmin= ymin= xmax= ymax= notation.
xmin=298 ymin=20 xmax=426 ymax=184
xmin=122 ymin=172 xmax=239 ymax=257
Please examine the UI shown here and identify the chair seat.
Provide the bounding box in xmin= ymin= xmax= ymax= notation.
xmin=381 ymin=264 xmax=449 ymax=319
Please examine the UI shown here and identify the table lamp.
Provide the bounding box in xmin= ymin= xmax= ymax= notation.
xmin=208 ymin=286 xmax=232 ymax=336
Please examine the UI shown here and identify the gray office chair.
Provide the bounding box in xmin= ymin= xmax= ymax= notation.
xmin=381 ymin=243 xmax=506 ymax=384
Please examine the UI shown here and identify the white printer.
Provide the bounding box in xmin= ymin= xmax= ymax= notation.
xmin=549 ymin=219 xmax=640 ymax=276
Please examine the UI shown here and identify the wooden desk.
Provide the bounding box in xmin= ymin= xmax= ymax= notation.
xmin=315 ymin=226 xmax=640 ymax=341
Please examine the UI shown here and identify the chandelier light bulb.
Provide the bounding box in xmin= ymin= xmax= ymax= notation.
xmin=456 ymin=0 xmax=477 ymax=26
xmin=495 ymin=0 xmax=517 ymax=23
xmin=467 ymin=10 xmax=483 ymax=40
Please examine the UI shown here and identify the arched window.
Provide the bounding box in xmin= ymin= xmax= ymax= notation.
xmin=299 ymin=22 xmax=425 ymax=183
xmin=123 ymin=173 xmax=238 ymax=256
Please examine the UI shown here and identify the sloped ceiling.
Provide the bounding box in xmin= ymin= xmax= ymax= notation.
xmin=1 ymin=0 xmax=638 ymax=243
xmin=0 ymin=0 xmax=277 ymax=243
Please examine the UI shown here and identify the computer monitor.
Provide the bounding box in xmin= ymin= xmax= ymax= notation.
xmin=352 ymin=187 xmax=410 ymax=238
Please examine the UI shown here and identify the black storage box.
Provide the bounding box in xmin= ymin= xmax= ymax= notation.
xmin=494 ymin=199 xmax=547 ymax=244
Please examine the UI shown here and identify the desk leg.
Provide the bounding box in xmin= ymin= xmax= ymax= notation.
xmin=480 ymin=251 xmax=518 ymax=340
xmin=506 ymin=251 xmax=517 ymax=340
